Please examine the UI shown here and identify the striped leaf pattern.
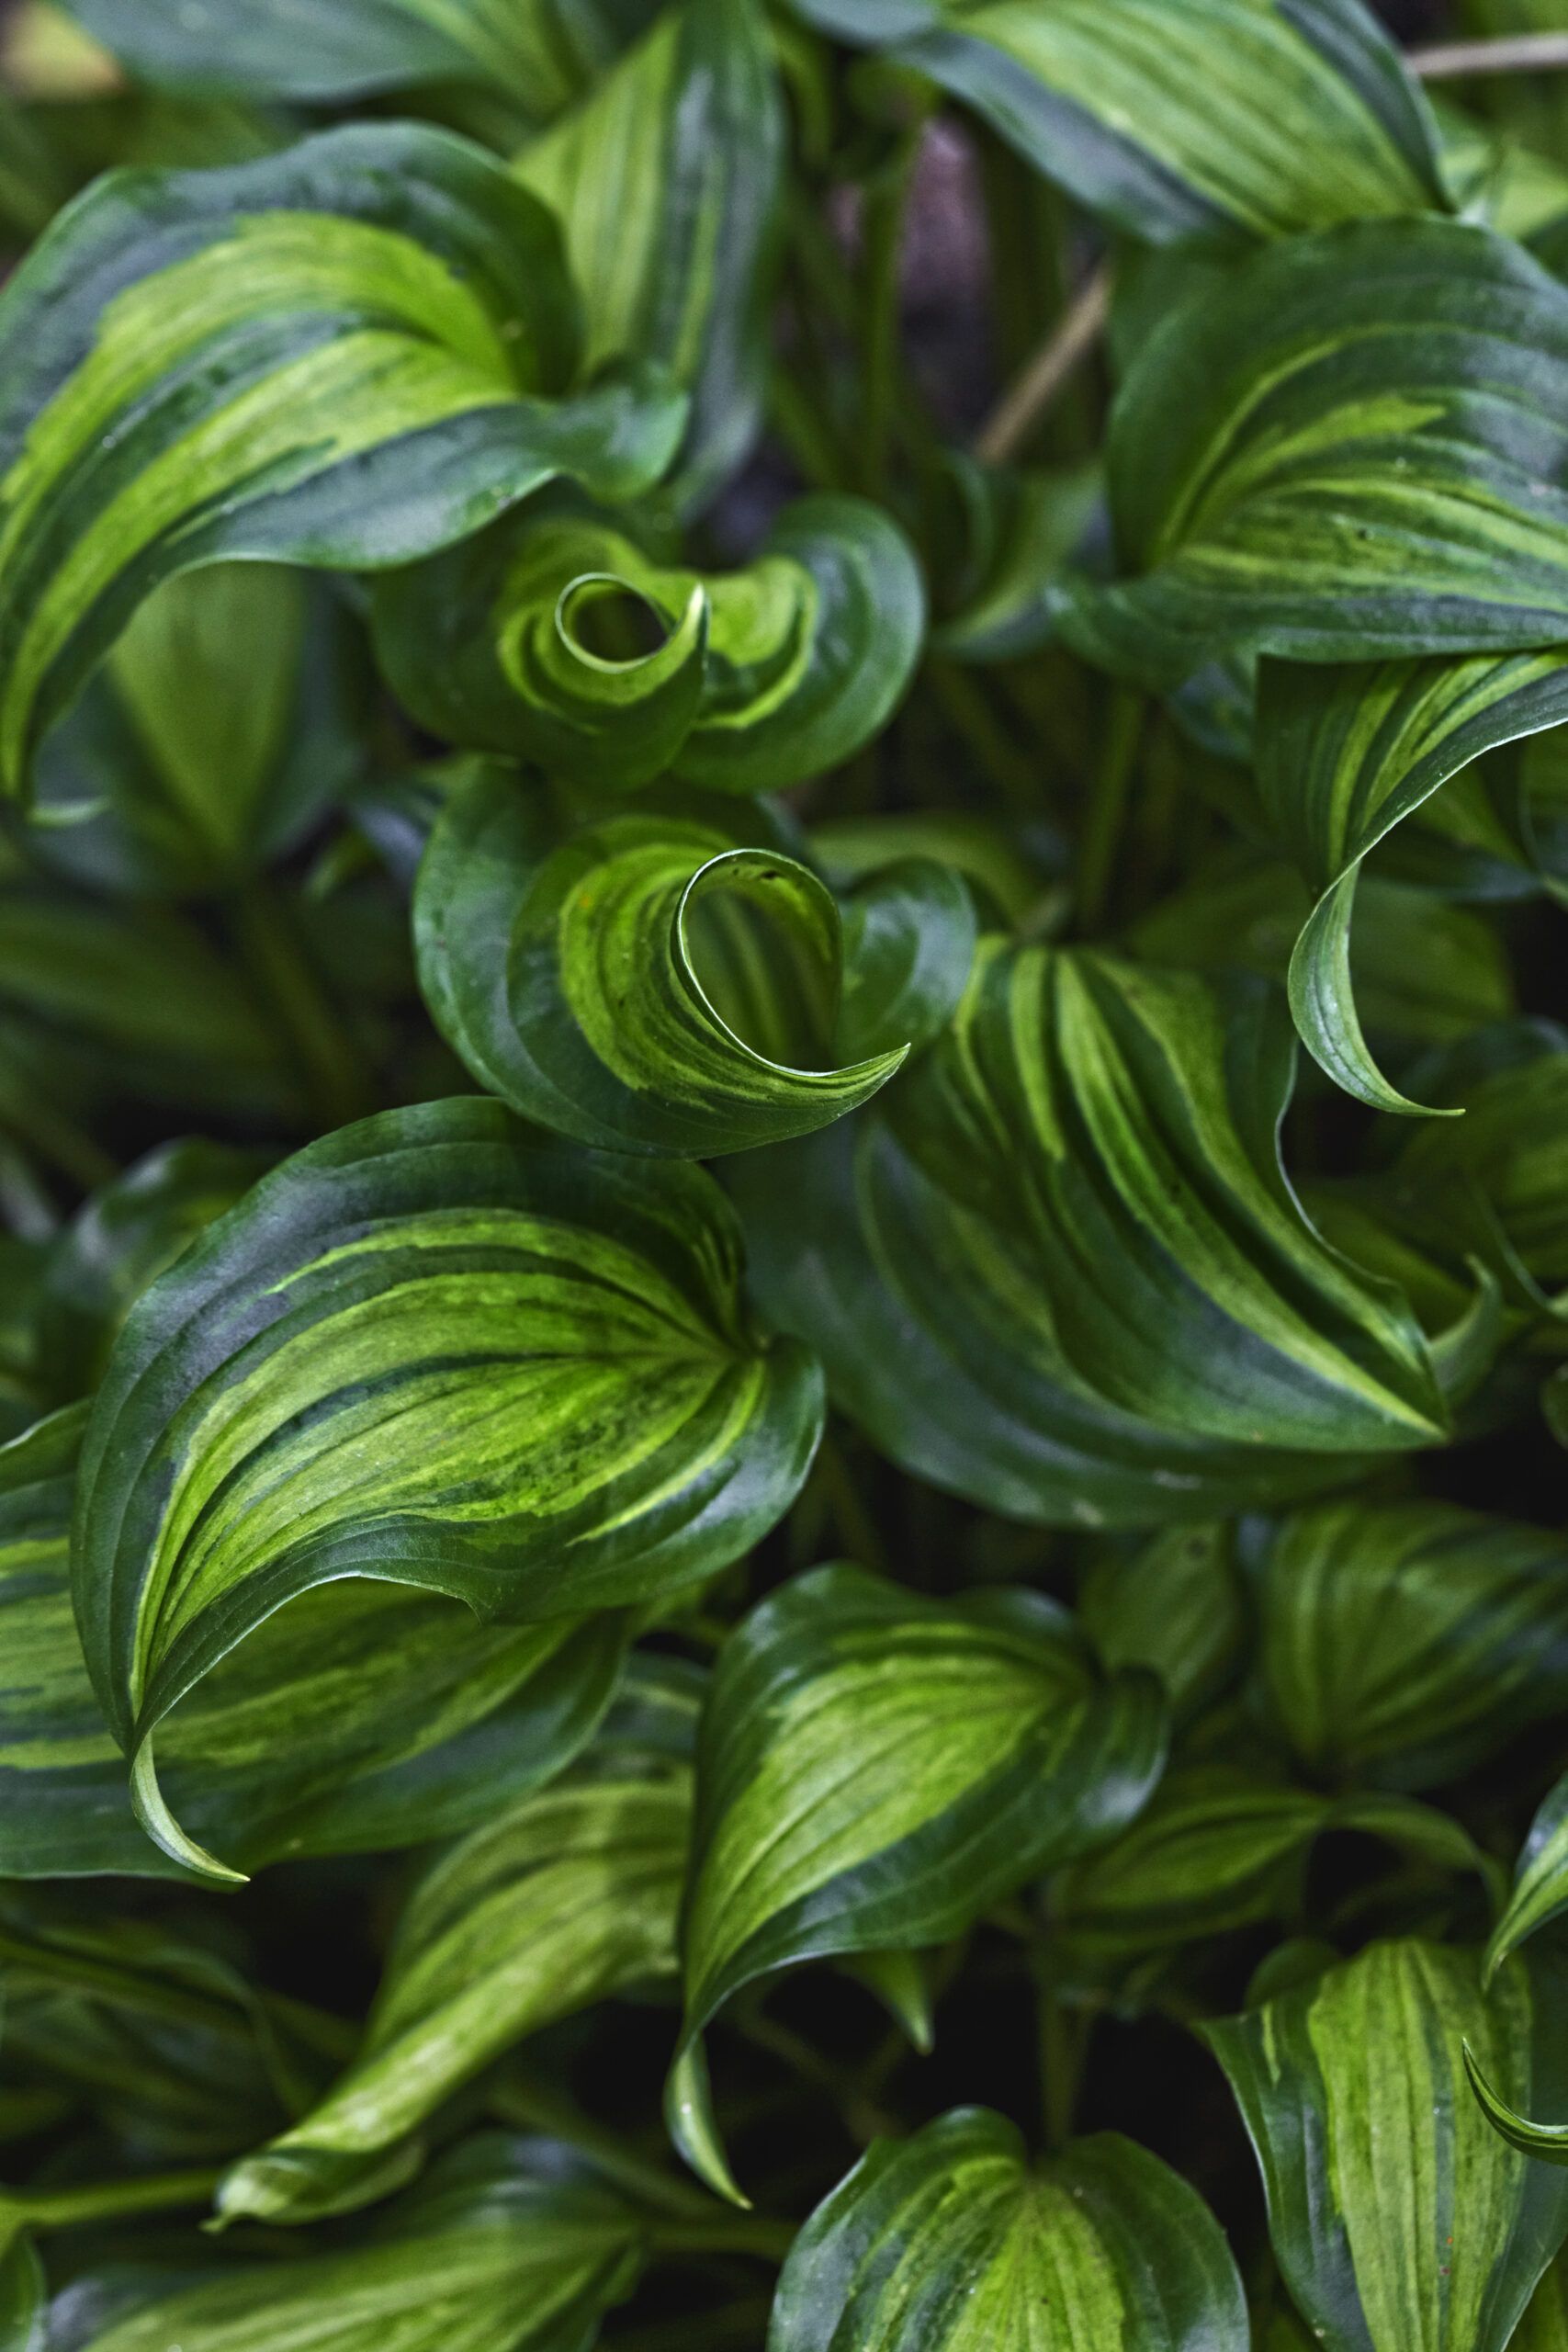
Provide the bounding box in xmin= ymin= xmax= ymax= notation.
xmin=1255 ymin=653 xmax=1568 ymax=1110
xmin=734 ymin=944 xmax=1463 ymax=1530
xmin=1065 ymin=222 xmax=1568 ymax=692
xmin=668 ymin=1564 xmax=1168 ymax=2199
xmin=768 ymin=2109 xmax=1248 ymax=2351
xmin=1205 ymin=1939 xmax=1568 ymax=2352
xmin=515 ymin=0 xmax=783 ymax=508
xmin=1486 ymin=1775 xmax=1568 ymax=1984
xmin=413 ymin=771 xmax=968 ymax=1159
xmin=1254 ymin=1501 xmax=1568 ymax=1790
xmin=217 ymin=1760 xmax=690 ymax=2224
xmin=784 ymin=0 xmax=1446 ymax=243
xmin=374 ymin=495 xmax=925 ymax=794
xmin=71 ymin=1099 xmax=822 ymax=1883
xmin=59 ymin=0 xmax=656 ymax=109
xmin=0 ymin=122 xmax=687 ymax=800
xmin=60 ymin=2138 xmax=646 ymax=2352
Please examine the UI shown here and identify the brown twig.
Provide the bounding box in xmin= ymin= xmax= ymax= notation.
xmin=1409 ymin=31 xmax=1568 ymax=79
xmin=972 ymin=262 xmax=1111 ymax=468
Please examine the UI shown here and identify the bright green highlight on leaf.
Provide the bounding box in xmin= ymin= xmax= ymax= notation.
xmin=375 ymin=494 xmax=924 ymax=793
xmin=1206 ymin=1939 xmax=1568 ymax=2352
xmin=786 ymin=0 xmax=1446 ymax=243
xmin=0 ymin=121 xmax=687 ymax=799
xmin=71 ymin=1099 xmax=821 ymax=1883
xmin=769 ymin=2108 xmax=1247 ymax=2350
xmin=414 ymin=769 xmax=970 ymax=1159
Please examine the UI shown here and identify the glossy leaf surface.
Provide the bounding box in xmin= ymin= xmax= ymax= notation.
xmin=71 ymin=1099 xmax=822 ymax=1881
xmin=375 ymin=495 xmax=924 ymax=792
xmin=1205 ymin=1939 xmax=1568 ymax=2352
xmin=786 ymin=0 xmax=1445 ymax=243
xmin=670 ymin=1563 xmax=1167 ymax=2195
xmin=0 ymin=121 xmax=687 ymax=798
xmin=218 ymin=1758 xmax=690 ymax=2222
xmin=1066 ymin=223 xmax=1568 ymax=690
xmin=735 ymin=944 xmax=1459 ymax=1530
xmin=413 ymin=772 xmax=968 ymax=1158
xmin=768 ymin=2109 xmax=1247 ymax=2351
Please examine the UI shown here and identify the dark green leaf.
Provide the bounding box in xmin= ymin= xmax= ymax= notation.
xmin=59 ymin=0 xmax=656 ymax=109
xmin=784 ymin=0 xmax=1445 ymax=243
xmin=1254 ymin=1500 xmax=1568 ymax=1791
xmin=374 ymin=494 xmax=924 ymax=791
xmin=1079 ymin=1525 xmax=1245 ymax=1722
xmin=412 ymin=771 xmax=968 ymax=1158
xmin=217 ymin=1758 xmax=689 ymax=2223
xmin=0 ymin=2234 xmax=43 ymax=2352
xmin=1487 ymin=1776 xmax=1568 ymax=1987
xmin=669 ymin=1563 xmax=1167 ymax=2197
xmin=514 ymin=0 xmax=783 ymax=507
xmin=734 ymin=945 xmax=1462 ymax=1531
xmin=0 ymin=121 xmax=687 ymax=799
xmin=768 ymin=2108 xmax=1247 ymax=2351
xmin=71 ymin=1099 xmax=822 ymax=1882
xmin=1252 ymin=654 xmax=1568 ymax=1111
xmin=62 ymin=2136 xmax=645 ymax=2352
xmin=1204 ymin=1939 xmax=1568 ymax=2352
xmin=1065 ymin=224 xmax=1568 ymax=692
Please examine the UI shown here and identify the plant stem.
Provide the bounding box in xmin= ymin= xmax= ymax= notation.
xmin=974 ymin=265 xmax=1111 ymax=469
xmin=925 ymin=658 xmax=1041 ymax=808
xmin=812 ymin=1430 xmax=887 ymax=1577
xmin=1077 ymin=685 xmax=1145 ymax=933
xmin=489 ymin=2078 xmax=715 ymax=2221
xmin=648 ymin=2214 xmax=795 ymax=2263
xmin=2 ymin=2167 xmax=220 ymax=2233
xmin=226 ymin=877 xmax=373 ymax=1132
xmin=861 ymin=134 xmax=918 ymax=500
xmin=1409 ymin=32 xmax=1568 ymax=77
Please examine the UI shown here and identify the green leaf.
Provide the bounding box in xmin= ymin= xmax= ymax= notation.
xmin=784 ymin=0 xmax=1446 ymax=243
xmin=669 ymin=1563 xmax=1168 ymax=2198
xmin=1254 ymin=1500 xmax=1568 ymax=1791
xmin=374 ymin=493 xmax=925 ymax=792
xmin=1064 ymin=223 xmax=1568 ymax=693
xmin=71 ymin=1098 xmax=823 ymax=1883
xmin=66 ymin=2136 xmax=645 ymax=2352
xmin=0 ymin=1400 xmax=626 ymax=1877
xmin=1204 ymin=1939 xmax=1568 ymax=2352
xmin=0 ymin=120 xmax=688 ymax=801
xmin=733 ymin=944 xmax=1460 ymax=1531
xmin=1079 ymin=1524 xmax=1245 ymax=1721
xmin=1484 ymin=1773 xmax=1568 ymax=1984
xmin=931 ymin=458 xmax=1102 ymax=666
xmin=58 ymin=0 xmax=657 ymax=109
xmin=217 ymin=1758 xmax=690 ymax=2223
xmin=1059 ymin=1769 xmax=1493 ymax=1954
xmin=1252 ymin=654 xmax=1568 ymax=1112
xmin=33 ymin=563 xmax=367 ymax=899
xmin=412 ymin=771 xmax=968 ymax=1159
xmin=0 ymin=2234 xmax=43 ymax=2352
xmin=514 ymin=0 xmax=783 ymax=507
xmin=767 ymin=2108 xmax=1247 ymax=2351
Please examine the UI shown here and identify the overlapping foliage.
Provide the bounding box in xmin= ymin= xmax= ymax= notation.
xmin=3 ymin=0 xmax=1568 ymax=2345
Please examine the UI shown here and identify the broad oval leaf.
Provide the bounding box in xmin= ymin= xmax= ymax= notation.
xmin=1254 ymin=653 xmax=1568 ymax=1112
xmin=59 ymin=0 xmax=657 ymax=110
xmin=217 ymin=1758 xmax=690 ymax=2223
xmin=71 ymin=1098 xmax=823 ymax=1883
xmin=784 ymin=0 xmax=1445 ymax=244
xmin=768 ymin=2108 xmax=1247 ymax=2351
xmin=734 ymin=944 xmax=1460 ymax=1531
xmin=59 ymin=2136 xmax=645 ymax=2352
xmin=374 ymin=494 xmax=925 ymax=793
xmin=1204 ymin=1939 xmax=1568 ymax=2352
xmin=412 ymin=772 xmax=968 ymax=1158
xmin=0 ymin=120 xmax=688 ymax=800
xmin=668 ymin=1563 xmax=1168 ymax=2197
xmin=514 ymin=0 xmax=783 ymax=507
xmin=1080 ymin=1524 xmax=1245 ymax=1721
xmin=0 ymin=1399 xmax=626 ymax=1878
xmin=1058 ymin=1770 xmax=1489 ymax=1956
xmin=1066 ymin=222 xmax=1568 ymax=691
xmin=1254 ymin=1500 xmax=1568 ymax=1791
